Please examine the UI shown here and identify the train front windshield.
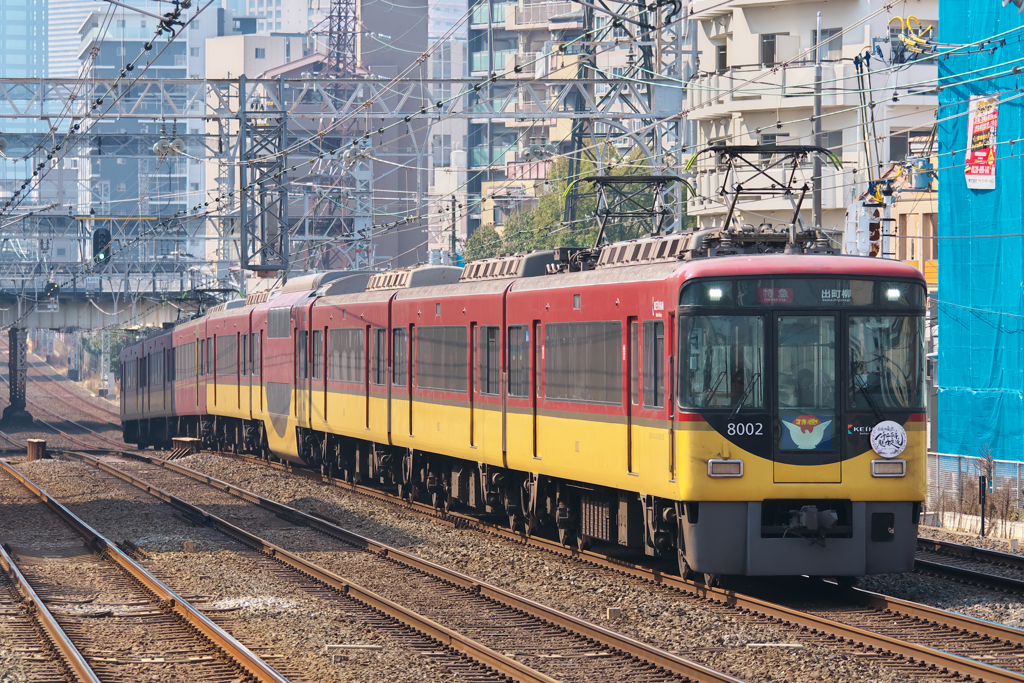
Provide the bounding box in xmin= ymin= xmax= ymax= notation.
xmin=678 ymin=277 xmax=925 ymax=456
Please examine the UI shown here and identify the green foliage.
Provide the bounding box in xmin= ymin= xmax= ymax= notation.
xmin=465 ymin=147 xmax=693 ymax=261
xmin=82 ymin=329 xmax=138 ymax=381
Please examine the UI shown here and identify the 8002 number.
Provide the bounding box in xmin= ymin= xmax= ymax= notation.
xmin=727 ymin=422 xmax=763 ymax=436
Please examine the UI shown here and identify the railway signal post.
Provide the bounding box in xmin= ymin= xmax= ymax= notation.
xmin=1 ymin=327 xmax=32 ymax=425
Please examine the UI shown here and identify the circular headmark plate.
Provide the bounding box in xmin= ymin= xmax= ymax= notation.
xmin=870 ymin=420 xmax=908 ymax=459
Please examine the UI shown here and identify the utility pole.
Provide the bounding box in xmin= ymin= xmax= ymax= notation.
xmin=812 ymin=11 xmax=823 ymax=229
xmin=449 ymin=196 xmax=458 ymax=264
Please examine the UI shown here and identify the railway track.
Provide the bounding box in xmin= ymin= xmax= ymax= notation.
xmin=25 ymin=357 xmax=122 ymax=425
xmin=0 ymin=458 xmax=289 ymax=683
xmin=0 ymin=541 xmax=97 ymax=683
xmin=0 ymin=341 xmax=129 ymax=452
xmin=167 ymin=448 xmax=1024 ymax=683
xmin=915 ymin=537 xmax=1024 ymax=592
xmin=62 ymin=449 xmax=746 ymax=683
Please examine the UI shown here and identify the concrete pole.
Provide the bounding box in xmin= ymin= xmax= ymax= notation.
xmin=812 ymin=11 xmax=823 ymax=230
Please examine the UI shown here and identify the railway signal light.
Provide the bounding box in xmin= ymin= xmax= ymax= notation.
xmin=43 ymin=282 xmax=59 ymax=296
xmin=92 ymin=227 xmax=112 ymax=263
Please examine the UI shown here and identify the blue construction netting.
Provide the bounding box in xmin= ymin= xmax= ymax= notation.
xmin=938 ymin=1 xmax=1024 ymax=461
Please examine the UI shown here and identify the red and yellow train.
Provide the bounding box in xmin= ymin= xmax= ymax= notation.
xmin=121 ymin=231 xmax=927 ymax=579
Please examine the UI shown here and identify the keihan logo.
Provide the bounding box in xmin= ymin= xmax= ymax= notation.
xmin=783 ymin=414 xmax=831 ymax=450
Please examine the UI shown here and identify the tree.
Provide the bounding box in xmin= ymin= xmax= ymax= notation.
xmin=463 ymin=146 xmax=692 ymax=261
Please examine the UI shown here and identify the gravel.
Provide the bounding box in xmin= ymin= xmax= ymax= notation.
xmin=12 ymin=458 xmax=458 ymax=683
xmin=170 ymin=453 xmax=946 ymax=683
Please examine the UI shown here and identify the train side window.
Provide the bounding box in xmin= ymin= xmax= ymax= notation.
xmin=199 ymin=339 xmax=205 ymax=377
xmin=297 ymin=330 xmax=309 ymax=380
xmin=416 ymin=326 xmax=468 ymax=393
xmin=216 ymin=334 xmax=237 ymax=376
xmin=508 ymin=325 xmax=529 ymax=398
xmin=643 ymin=321 xmax=665 ymax=408
xmin=311 ymin=330 xmax=323 ymax=380
xmin=252 ymin=332 xmax=261 ymax=376
xmin=392 ymin=328 xmax=407 ymax=386
xmin=206 ymin=337 xmax=213 ymax=375
xmin=544 ymin=322 xmax=623 ymax=405
xmin=534 ymin=322 xmax=542 ymax=398
xmin=630 ymin=321 xmax=639 ymax=405
xmin=241 ymin=334 xmax=248 ymax=376
xmin=479 ymin=326 xmax=500 ymax=395
xmin=372 ymin=328 xmax=387 ymax=386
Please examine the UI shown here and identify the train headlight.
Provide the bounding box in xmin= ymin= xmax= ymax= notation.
xmin=708 ymin=459 xmax=743 ymax=477
xmin=885 ymin=287 xmax=902 ymax=301
xmin=871 ymin=459 xmax=906 ymax=477
xmin=708 ymin=287 xmax=724 ymax=301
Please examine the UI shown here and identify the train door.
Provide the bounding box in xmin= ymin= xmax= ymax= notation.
xmin=533 ymin=321 xmax=541 ymax=459
xmin=773 ymin=313 xmax=840 ymax=483
xmin=364 ymin=325 xmax=371 ymax=429
xmin=626 ymin=317 xmax=638 ymax=474
xmin=236 ymin=332 xmax=241 ymax=410
xmin=295 ymin=320 xmax=309 ymax=429
xmin=469 ymin=322 xmax=477 ymax=447
xmin=407 ymin=324 xmax=414 ymax=435
xmin=320 ymin=326 xmax=328 ymax=423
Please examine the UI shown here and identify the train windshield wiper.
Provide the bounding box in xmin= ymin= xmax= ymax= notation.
xmin=702 ymin=371 xmax=727 ymax=407
xmin=854 ymin=376 xmax=885 ymax=424
xmin=728 ymin=372 xmax=761 ymax=422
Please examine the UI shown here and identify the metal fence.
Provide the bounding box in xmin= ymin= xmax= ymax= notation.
xmin=927 ymin=452 xmax=1024 ymax=510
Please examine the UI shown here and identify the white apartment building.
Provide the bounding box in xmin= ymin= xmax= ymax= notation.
xmin=686 ymin=0 xmax=938 ymax=234
xmin=245 ymin=0 xmax=327 ymax=34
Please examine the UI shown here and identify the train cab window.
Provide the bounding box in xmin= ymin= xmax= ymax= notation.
xmin=681 ymin=280 xmax=733 ymax=307
xmin=849 ymin=315 xmax=924 ymax=409
xmin=643 ymin=321 xmax=665 ymax=408
xmin=480 ymin=326 xmax=500 ymax=395
xmin=372 ymin=328 xmax=387 ymax=386
xmin=508 ymin=326 xmax=529 ymax=398
xmin=678 ymin=316 xmax=763 ymax=409
xmin=392 ymin=328 xmax=407 ymax=386
xmin=296 ymin=330 xmax=308 ymax=380
xmin=777 ymin=316 xmax=836 ymax=450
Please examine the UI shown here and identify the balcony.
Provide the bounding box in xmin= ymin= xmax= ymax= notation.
xmin=470 ymin=146 xmax=507 ymax=168
xmin=507 ymin=52 xmax=538 ymax=78
xmin=470 ymin=2 xmax=510 ymax=27
xmin=689 ymin=60 xmax=936 ymax=119
xmin=470 ymin=49 xmax=516 ymax=74
xmin=77 ymin=27 xmax=151 ymax=58
xmin=512 ymin=1 xmax=573 ymax=28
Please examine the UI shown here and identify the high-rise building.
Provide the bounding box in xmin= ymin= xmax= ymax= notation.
xmin=686 ymin=0 xmax=939 ymax=235
xmin=48 ymin=0 xmax=95 ymax=78
xmin=245 ymin=0 xmax=328 ymax=34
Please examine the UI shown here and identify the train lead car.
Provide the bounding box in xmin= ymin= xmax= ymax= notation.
xmin=121 ymin=229 xmax=926 ymax=580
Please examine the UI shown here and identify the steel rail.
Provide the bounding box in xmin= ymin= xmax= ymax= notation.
xmin=67 ymin=451 xmax=565 ymax=683
xmin=195 ymin=450 xmax=1024 ymax=683
xmin=0 ymin=458 xmax=291 ymax=683
xmin=919 ymin=537 xmax=1024 ymax=570
xmin=71 ymin=449 xmax=747 ymax=683
xmin=915 ymin=538 xmax=1024 ymax=592
xmin=0 ymin=542 xmax=101 ymax=683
